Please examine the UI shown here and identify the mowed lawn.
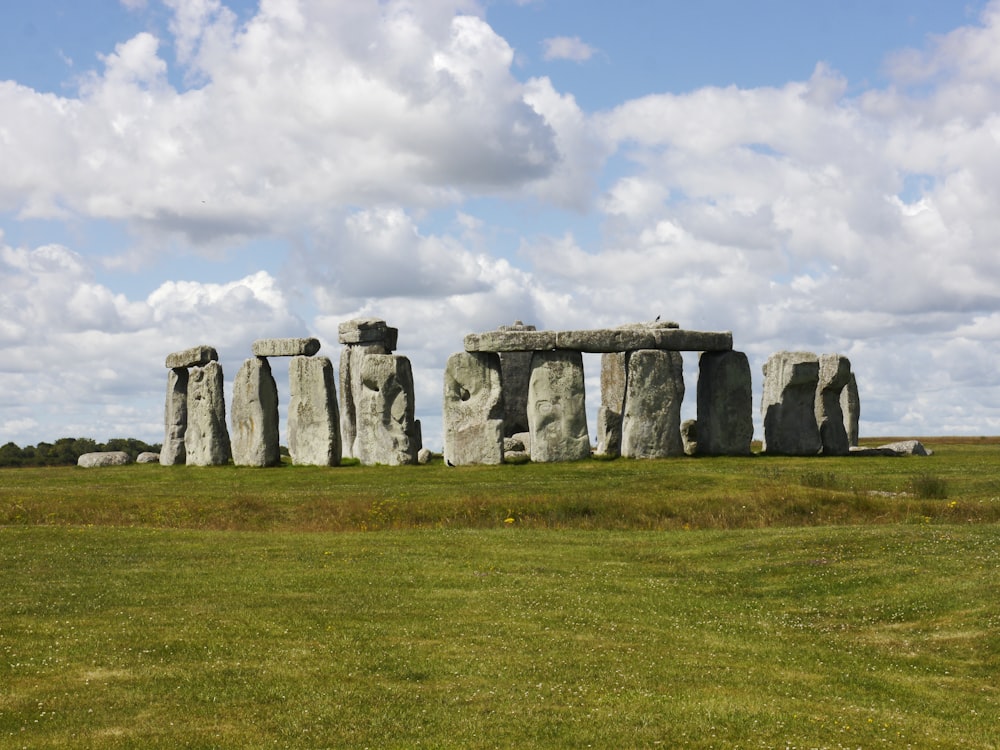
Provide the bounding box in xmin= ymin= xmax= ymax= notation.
xmin=1 ymin=438 xmax=998 ymax=748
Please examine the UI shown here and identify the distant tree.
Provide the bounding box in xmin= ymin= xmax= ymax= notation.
xmin=0 ymin=442 xmax=23 ymax=467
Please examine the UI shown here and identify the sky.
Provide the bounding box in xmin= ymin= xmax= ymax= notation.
xmin=2 ymin=0 xmax=1000 ymax=451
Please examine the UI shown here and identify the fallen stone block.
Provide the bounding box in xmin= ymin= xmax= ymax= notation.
xmin=136 ymin=452 xmax=160 ymax=464
xmin=878 ymin=439 xmax=933 ymax=456
xmin=78 ymin=451 xmax=132 ymax=468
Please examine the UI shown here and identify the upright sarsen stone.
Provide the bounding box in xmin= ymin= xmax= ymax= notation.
xmin=338 ymin=319 xmax=397 ymax=458
xmin=356 ymin=354 xmax=418 ymax=466
xmin=761 ymin=352 xmax=821 ymax=456
xmin=443 ymin=351 xmax=505 ymax=465
xmin=231 ymin=357 xmax=280 ymax=467
xmin=696 ymin=350 xmax=753 ymax=456
xmin=288 ymin=355 xmax=342 ymax=466
xmin=497 ymin=321 xmax=536 ymax=437
xmin=816 ymin=354 xmax=852 ymax=456
xmin=621 ymin=349 xmax=685 ymax=459
xmin=161 ymin=367 xmax=188 ymax=466
xmin=595 ymin=352 xmax=626 ymax=457
xmin=186 ymin=361 xmax=232 ymax=466
xmin=841 ymin=372 xmax=860 ymax=447
xmin=527 ymin=350 xmax=590 ymax=462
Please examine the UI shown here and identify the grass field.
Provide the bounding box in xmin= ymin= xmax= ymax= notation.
xmin=1 ymin=437 xmax=998 ymax=748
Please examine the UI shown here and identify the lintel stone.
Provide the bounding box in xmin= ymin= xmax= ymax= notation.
xmin=464 ymin=328 xmax=732 ymax=353
xmin=165 ymin=345 xmax=218 ymax=369
xmin=338 ymin=318 xmax=399 ymax=349
xmin=252 ymin=337 xmax=321 ymax=357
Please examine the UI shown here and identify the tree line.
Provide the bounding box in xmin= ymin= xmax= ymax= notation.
xmin=0 ymin=438 xmax=162 ymax=467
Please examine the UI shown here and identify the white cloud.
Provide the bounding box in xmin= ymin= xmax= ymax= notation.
xmin=0 ymin=1 xmax=564 ymax=249
xmin=541 ymin=35 xmax=596 ymax=63
xmin=5 ymin=1 xmax=1000 ymax=446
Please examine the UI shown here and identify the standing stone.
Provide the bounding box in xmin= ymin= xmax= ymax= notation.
xmin=338 ymin=319 xmax=397 ymax=458
xmin=621 ymin=349 xmax=685 ymax=459
xmin=696 ymin=350 xmax=753 ymax=456
xmin=496 ymin=321 xmax=536 ymax=436
xmin=841 ymin=372 xmax=860 ymax=447
xmin=288 ymin=355 xmax=341 ymax=466
xmin=595 ymin=352 xmax=626 ymax=458
xmin=816 ymin=354 xmax=852 ymax=456
xmin=231 ymin=357 xmax=281 ymax=467
xmin=443 ymin=351 xmax=505 ymax=465
xmin=356 ymin=354 xmax=418 ymax=466
xmin=761 ymin=352 xmax=821 ymax=456
xmin=186 ymin=361 xmax=232 ymax=466
xmin=681 ymin=419 xmax=698 ymax=456
xmin=161 ymin=367 xmax=188 ymax=466
xmin=527 ymin=350 xmax=590 ymax=462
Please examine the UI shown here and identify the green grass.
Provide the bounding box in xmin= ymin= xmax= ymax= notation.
xmin=2 ymin=525 xmax=997 ymax=748
xmin=1 ymin=437 xmax=998 ymax=531
xmin=1 ymin=437 xmax=999 ymax=747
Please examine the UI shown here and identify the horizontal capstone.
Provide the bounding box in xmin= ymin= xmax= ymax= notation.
xmin=252 ymin=337 xmax=321 ymax=357
xmin=165 ymin=345 xmax=219 ymax=369
xmin=464 ymin=328 xmax=732 ymax=353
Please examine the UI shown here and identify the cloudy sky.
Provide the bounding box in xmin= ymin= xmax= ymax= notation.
xmin=2 ymin=0 xmax=1000 ymax=450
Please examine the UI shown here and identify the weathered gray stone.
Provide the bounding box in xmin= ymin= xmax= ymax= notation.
xmin=681 ymin=419 xmax=698 ymax=456
xmin=443 ymin=351 xmax=505 ymax=465
xmin=338 ymin=318 xmax=398 ymax=349
xmin=465 ymin=327 xmax=732 ymax=353
xmin=77 ymin=451 xmax=133 ymax=468
xmin=186 ymin=361 xmax=232 ymax=466
xmin=816 ymin=354 xmax=852 ymax=456
xmin=339 ymin=341 xmax=391 ymax=458
xmin=161 ymin=367 xmax=188 ymax=466
xmin=621 ymin=349 xmax=685 ymax=459
xmin=527 ymin=350 xmax=590 ymax=462
xmin=849 ymin=446 xmax=900 ymax=456
xmin=595 ymin=352 xmax=626 ymax=457
xmin=417 ymin=448 xmax=433 ymax=465
xmin=878 ymin=439 xmax=932 ymax=456
xmin=231 ymin=357 xmax=280 ymax=467
xmin=165 ymin=345 xmax=218 ymax=369
xmin=761 ymin=352 xmax=821 ymax=456
xmin=842 ymin=372 xmax=860 ymax=447
xmin=497 ymin=321 xmax=536 ymax=436
xmin=356 ymin=354 xmax=419 ymax=466
xmin=288 ymin=355 xmax=341 ymax=466
xmin=136 ymin=452 xmax=160 ymax=464
xmin=251 ymin=337 xmax=321 ymax=357
xmin=696 ymin=350 xmax=753 ymax=456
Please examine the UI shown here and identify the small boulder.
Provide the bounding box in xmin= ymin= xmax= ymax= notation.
xmin=417 ymin=448 xmax=433 ymax=465
xmin=78 ymin=451 xmax=133 ymax=468
xmin=136 ymin=452 xmax=161 ymax=464
xmin=878 ymin=440 xmax=933 ymax=456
